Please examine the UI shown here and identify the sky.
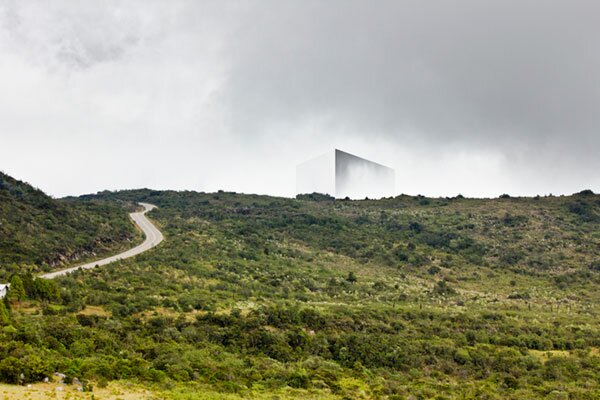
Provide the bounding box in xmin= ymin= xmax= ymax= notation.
xmin=1 ymin=0 xmax=599 ymax=198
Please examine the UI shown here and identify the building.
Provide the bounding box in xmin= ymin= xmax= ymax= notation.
xmin=296 ymin=149 xmax=395 ymax=199
xmin=0 ymin=284 xmax=9 ymax=299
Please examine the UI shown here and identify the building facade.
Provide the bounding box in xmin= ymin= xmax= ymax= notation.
xmin=0 ymin=284 xmax=9 ymax=299
xmin=297 ymin=149 xmax=395 ymax=199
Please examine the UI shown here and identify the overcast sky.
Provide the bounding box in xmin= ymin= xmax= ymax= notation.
xmin=1 ymin=0 xmax=599 ymax=198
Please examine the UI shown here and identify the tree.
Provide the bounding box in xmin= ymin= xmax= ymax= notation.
xmin=8 ymin=275 xmax=25 ymax=302
xmin=22 ymin=271 xmax=35 ymax=297
xmin=0 ymin=301 xmax=9 ymax=325
xmin=32 ymin=278 xmax=60 ymax=302
xmin=0 ymin=357 xmax=24 ymax=384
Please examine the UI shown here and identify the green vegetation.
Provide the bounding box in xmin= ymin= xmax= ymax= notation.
xmin=1 ymin=180 xmax=600 ymax=398
xmin=0 ymin=172 xmax=139 ymax=280
xmin=7 ymin=275 xmax=24 ymax=302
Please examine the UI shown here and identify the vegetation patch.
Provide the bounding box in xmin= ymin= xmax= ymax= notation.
xmin=1 ymin=184 xmax=600 ymax=398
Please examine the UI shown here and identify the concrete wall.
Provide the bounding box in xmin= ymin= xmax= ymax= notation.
xmin=297 ymin=149 xmax=395 ymax=199
xmin=335 ymin=149 xmax=395 ymax=199
xmin=0 ymin=284 xmax=9 ymax=299
xmin=296 ymin=150 xmax=335 ymax=196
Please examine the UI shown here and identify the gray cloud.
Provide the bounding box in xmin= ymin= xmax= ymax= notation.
xmin=1 ymin=1 xmax=599 ymax=197
xmin=1 ymin=1 xmax=146 ymax=69
xmin=222 ymin=1 xmax=600 ymax=145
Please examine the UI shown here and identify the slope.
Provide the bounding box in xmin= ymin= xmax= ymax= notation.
xmin=9 ymin=188 xmax=591 ymax=399
xmin=0 ymin=172 xmax=138 ymax=280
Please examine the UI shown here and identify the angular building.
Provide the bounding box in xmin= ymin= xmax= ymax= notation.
xmin=296 ymin=149 xmax=395 ymax=199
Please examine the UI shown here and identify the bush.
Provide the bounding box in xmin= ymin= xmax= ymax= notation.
xmin=287 ymin=369 xmax=310 ymax=388
xmin=433 ymin=280 xmax=456 ymax=295
xmin=589 ymin=260 xmax=600 ymax=271
xmin=427 ymin=266 xmax=440 ymax=275
xmin=296 ymin=193 xmax=335 ymax=202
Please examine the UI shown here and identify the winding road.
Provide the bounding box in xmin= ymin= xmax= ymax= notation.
xmin=40 ymin=203 xmax=163 ymax=279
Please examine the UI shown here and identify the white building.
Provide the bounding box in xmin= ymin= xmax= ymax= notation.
xmin=297 ymin=149 xmax=395 ymax=199
xmin=0 ymin=284 xmax=9 ymax=299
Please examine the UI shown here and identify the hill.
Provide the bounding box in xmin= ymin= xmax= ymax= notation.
xmin=0 ymin=172 xmax=139 ymax=280
xmin=1 ymin=187 xmax=599 ymax=399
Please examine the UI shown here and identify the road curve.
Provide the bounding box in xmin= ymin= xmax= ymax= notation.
xmin=40 ymin=203 xmax=163 ymax=279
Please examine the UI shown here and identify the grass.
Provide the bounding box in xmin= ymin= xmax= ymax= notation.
xmin=0 ymin=380 xmax=153 ymax=400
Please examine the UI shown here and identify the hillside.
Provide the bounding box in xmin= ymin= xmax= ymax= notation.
xmin=0 ymin=172 xmax=139 ymax=280
xmin=1 ymin=188 xmax=599 ymax=399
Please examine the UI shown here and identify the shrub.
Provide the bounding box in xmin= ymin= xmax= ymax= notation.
xmin=433 ymin=280 xmax=456 ymax=295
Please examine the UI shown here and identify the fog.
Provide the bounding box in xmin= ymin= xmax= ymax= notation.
xmin=1 ymin=1 xmax=599 ymax=198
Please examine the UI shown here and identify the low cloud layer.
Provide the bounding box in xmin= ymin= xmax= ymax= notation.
xmin=1 ymin=1 xmax=599 ymax=198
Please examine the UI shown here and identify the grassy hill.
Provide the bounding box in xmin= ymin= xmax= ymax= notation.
xmin=1 ymin=187 xmax=600 ymax=399
xmin=0 ymin=172 xmax=139 ymax=280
